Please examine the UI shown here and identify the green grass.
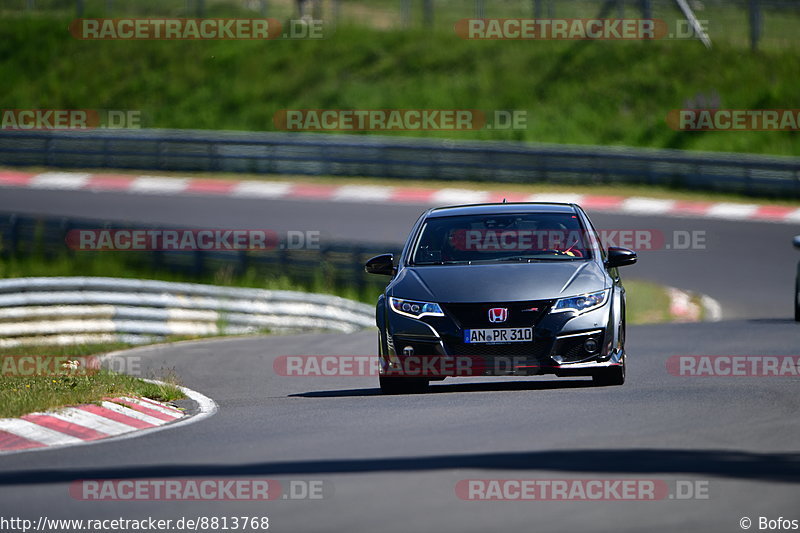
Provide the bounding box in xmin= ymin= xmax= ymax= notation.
xmin=625 ymin=279 xmax=673 ymax=324
xmin=0 ymin=343 xmax=185 ymax=418
xmin=1 ymin=17 xmax=799 ymax=156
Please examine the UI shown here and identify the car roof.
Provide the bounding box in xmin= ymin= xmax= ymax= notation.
xmin=425 ymin=202 xmax=578 ymax=218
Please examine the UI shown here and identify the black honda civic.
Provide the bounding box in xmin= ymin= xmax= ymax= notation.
xmin=365 ymin=202 xmax=637 ymax=394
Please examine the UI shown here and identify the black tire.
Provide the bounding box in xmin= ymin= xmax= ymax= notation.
xmin=593 ymin=355 xmax=625 ymax=386
xmin=379 ymin=376 xmax=429 ymax=394
xmin=795 ymin=276 xmax=800 ymax=322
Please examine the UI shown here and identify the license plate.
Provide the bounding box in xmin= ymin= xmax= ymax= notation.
xmin=464 ymin=327 xmax=533 ymax=344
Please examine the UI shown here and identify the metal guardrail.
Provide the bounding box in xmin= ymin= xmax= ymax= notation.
xmin=1 ymin=129 xmax=799 ymax=197
xmin=0 ymin=212 xmax=403 ymax=295
xmin=0 ymin=277 xmax=376 ymax=348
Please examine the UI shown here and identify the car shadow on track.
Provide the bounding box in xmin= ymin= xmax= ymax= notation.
xmin=289 ymin=379 xmax=595 ymax=398
xmin=746 ymin=318 xmax=798 ymax=325
xmin=1 ymin=449 xmax=799 ymax=485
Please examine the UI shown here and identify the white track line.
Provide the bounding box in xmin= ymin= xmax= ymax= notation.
xmin=130 ymin=176 xmax=190 ymax=194
xmin=232 ymin=181 xmax=292 ymax=198
xmin=622 ymin=197 xmax=676 ymax=214
xmin=784 ymin=208 xmax=800 ymax=223
xmin=705 ymin=203 xmax=759 ymax=219
xmin=527 ymin=193 xmax=585 ymax=203
xmin=30 ymin=172 xmax=91 ymax=189
xmin=332 ymin=185 xmax=394 ymax=202
xmin=430 ymin=188 xmax=490 ymax=205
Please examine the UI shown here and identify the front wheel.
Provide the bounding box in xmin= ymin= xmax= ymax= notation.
xmin=593 ymin=355 xmax=625 ymax=386
xmin=379 ymin=376 xmax=429 ymax=394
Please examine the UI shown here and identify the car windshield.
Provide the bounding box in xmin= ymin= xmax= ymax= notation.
xmin=411 ymin=212 xmax=593 ymax=265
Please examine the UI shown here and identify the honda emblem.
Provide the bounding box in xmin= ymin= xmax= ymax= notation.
xmin=488 ymin=307 xmax=508 ymax=323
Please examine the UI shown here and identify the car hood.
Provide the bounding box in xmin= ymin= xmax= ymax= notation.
xmin=390 ymin=261 xmax=608 ymax=303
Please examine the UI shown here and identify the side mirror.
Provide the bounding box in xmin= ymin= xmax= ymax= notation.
xmin=793 ymin=236 xmax=800 ymax=250
xmin=605 ymin=247 xmax=637 ymax=268
xmin=365 ymin=254 xmax=395 ymax=276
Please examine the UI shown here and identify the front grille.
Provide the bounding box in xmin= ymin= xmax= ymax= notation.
xmin=444 ymin=341 xmax=552 ymax=375
xmin=443 ymin=300 xmax=553 ymax=329
xmin=448 ymin=341 xmax=550 ymax=359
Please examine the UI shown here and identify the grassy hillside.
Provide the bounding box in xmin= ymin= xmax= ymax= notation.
xmin=1 ymin=17 xmax=799 ymax=155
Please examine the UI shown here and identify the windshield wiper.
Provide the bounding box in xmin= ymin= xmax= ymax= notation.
xmin=412 ymin=260 xmax=472 ymax=266
xmin=473 ymin=255 xmax=584 ymax=263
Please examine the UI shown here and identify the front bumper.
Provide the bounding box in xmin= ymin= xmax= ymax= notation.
xmin=380 ymin=298 xmax=618 ymax=378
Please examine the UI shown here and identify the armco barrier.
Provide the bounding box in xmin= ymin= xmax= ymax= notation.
xmin=0 ymin=212 xmax=403 ymax=294
xmin=0 ymin=129 xmax=799 ymax=197
xmin=0 ymin=277 xmax=375 ymax=348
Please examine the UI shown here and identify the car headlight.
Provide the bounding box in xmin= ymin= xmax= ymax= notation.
xmin=552 ymin=289 xmax=609 ymax=314
xmin=389 ymin=297 xmax=444 ymax=319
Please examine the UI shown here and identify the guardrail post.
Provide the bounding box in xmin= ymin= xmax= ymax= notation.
xmin=749 ymin=0 xmax=761 ymax=51
xmin=237 ymin=250 xmax=248 ymax=276
xmin=401 ymin=0 xmax=411 ymax=27
xmin=206 ymin=140 xmax=214 ymax=171
xmin=422 ymin=0 xmax=433 ymax=27
xmin=4 ymin=215 xmax=19 ymax=258
xmin=796 ymin=169 xmax=800 ymax=198
xmin=45 ymin=135 xmax=53 ymax=166
xmin=59 ymin=218 xmax=73 ymax=259
xmin=279 ymin=241 xmax=288 ymax=274
xmin=103 ymin=138 xmax=110 ymax=168
xmin=352 ymin=246 xmax=365 ymax=294
xmin=640 ymin=0 xmax=651 ymax=20
xmin=533 ymin=0 xmax=542 ymax=18
xmin=745 ymin=167 xmax=754 ymax=196
xmin=193 ymin=250 xmax=205 ymax=277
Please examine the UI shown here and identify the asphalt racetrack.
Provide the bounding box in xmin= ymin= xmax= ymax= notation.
xmin=0 ymin=187 xmax=798 ymax=532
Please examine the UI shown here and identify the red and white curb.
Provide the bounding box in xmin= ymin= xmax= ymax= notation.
xmin=0 ymin=382 xmax=217 ymax=455
xmin=2 ymin=170 xmax=800 ymax=224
